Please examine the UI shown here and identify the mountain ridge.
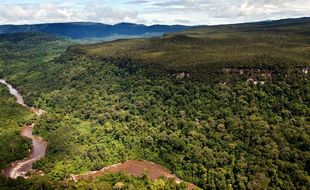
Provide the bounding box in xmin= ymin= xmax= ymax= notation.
xmin=0 ymin=22 xmax=191 ymax=39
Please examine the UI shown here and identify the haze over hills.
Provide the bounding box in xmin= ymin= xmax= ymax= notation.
xmin=0 ymin=16 xmax=309 ymax=190
xmin=1 ymin=17 xmax=309 ymax=40
xmin=0 ymin=22 xmax=191 ymax=40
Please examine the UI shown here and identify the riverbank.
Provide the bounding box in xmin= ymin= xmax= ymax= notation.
xmin=0 ymin=79 xmax=198 ymax=189
xmin=0 ymin=79 xmax=47 ymax=179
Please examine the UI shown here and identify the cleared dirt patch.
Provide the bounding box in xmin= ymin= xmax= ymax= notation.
xmin=72 ymin=160 xmax=198 ymax=190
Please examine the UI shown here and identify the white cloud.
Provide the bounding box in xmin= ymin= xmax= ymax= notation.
xmin=0 ymin=3 xmax=139 ymax=24
xmin=138 ymin=0 xmax=310 ymax=25
xmin=0 ymin=0 xmax=309 ymax=25
xmin=212 ymin=0 xmax=310 ymax=19
xmin=82 ymin=2 xmax=138 ymax=24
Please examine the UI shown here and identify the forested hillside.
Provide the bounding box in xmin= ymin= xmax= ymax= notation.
xmin=0 ymin=84 xmax=33 ymax=170
xmin=0 ymin=18 xmax=309 ymax=189
xmin=72 ymin=17 xmax=310 ymax=82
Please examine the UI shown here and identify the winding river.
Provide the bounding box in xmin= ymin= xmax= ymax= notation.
xmin=0 ymin=79 xmax=197 ymax=189
xmin=0 ymin=79 xmax=47 ymax=179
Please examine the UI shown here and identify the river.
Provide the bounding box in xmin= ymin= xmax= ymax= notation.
xmin=0 ymin=79 xmax=47 ymax=179
xmin=0 ymin=79 xmax=197 ymax=189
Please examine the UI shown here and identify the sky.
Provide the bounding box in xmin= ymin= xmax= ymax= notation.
xmin=0 ymin=0 xmax=309 ymax=25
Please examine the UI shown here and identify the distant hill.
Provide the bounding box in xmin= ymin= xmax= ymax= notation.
xmin=0 ymin=22 xmax=190 ymax=39
xmin=71 ymin=17 xmax=310 ymax=81
xmin=188 ymin=17 xmax=310 ymax=33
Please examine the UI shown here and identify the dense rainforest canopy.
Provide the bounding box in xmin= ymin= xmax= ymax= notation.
xmin=0 ymin=17 xmax=309 ymax=190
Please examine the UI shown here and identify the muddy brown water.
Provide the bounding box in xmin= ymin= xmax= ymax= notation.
xmin=0 ymin=79 xmax=26 ymax=107
xmin=0 ymin=79 xmax=198 ymax=189
xmin=0 ymin=79 xmax=47 ymax=179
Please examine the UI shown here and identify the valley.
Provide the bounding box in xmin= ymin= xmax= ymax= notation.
xmin=0 ymin=78 xmax=196 ymax=189
xmin=0 ymin=17 xmax=309 ymax=190
xmin=0 ymin=79 xmax=46 ymax=179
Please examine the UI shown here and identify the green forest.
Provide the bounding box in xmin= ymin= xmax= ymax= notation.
xmin=0 ymin=84 xmax=33 ymax=169
xmin=0 ymin=18 xmax=309 ymax=190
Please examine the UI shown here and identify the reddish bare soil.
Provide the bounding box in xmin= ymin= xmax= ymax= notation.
xmin=72 ymin=160 xmax=198 ymax=190
xmin=1 ymin=79 xmax=198 ymax=189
